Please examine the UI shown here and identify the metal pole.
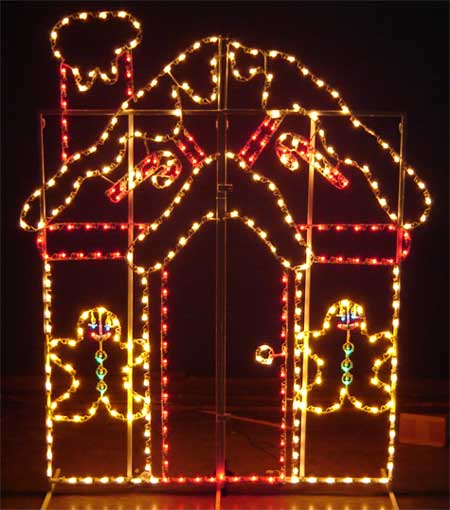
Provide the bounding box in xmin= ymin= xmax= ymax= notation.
xmin=396 ymin=115 xmax=407 ymax=261
xmin=42 ymin=108 xmax=407 ymax=117
xmin=299 ymin=118 xmax=316 ymax=478
xmin=389 ymin=115 xmax=406 ymax=491
xmin=127 ymin=112 xmax=135 ymax=478
xmin=215 ymin=36 xmax=228 ymax=490
xmin=39 ymin=114 xmax=53 ymax=483
xmin=39 ymin=114 xmax=47 ymax=226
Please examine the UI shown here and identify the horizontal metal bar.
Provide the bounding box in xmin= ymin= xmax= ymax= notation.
xmin=49 ymin=474 xmax=390 ymax=485
xmin=40 ymin=108 xmax=404 ymax=118
xmin=201 ymin=409 xmax=292 ymax=430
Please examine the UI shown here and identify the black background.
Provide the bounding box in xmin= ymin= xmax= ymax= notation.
xmin=2 ymin=1 xmax=448 ymax=381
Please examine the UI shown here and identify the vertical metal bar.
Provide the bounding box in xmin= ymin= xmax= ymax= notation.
xmin=39 ymin=114 xmax=47 ymax=226
xmin=299 ymin=118 xmax=316 ymax=478
xmin=396 ymin=115 xmax=407 ymax=261
xmin=388 ymin=114 xmax=406 ymax=486
xmin=39 ymin=114 xmax=52 ymax=481
xmin=215 ymin=36 xmax=228 ymax=488
xmin=40 ymin=467 xmax=60 ymax=510
xmin=127 ymin=112 xmax=135 ymax=478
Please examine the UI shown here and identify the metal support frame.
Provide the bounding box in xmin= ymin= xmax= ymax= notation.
xmin=396 ymin=115 xmax=407 ymax=261
xmin=38 ymin=105 xmax=406 ymax=505
xmin=40 ymin=468 xmax=60 ymax=510
xmin=299 ymin=118 xmax=316 ymax=477
xmin=215 ymin=37 xmax=229 ymax=499
xmin=39 ymin=112 xmax=58 ymax=510
xmin=127 ymin=112 xmax=135 ymax=477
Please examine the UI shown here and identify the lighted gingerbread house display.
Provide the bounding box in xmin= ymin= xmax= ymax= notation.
xmin=20 ymin=10 xmax=432 ymax=491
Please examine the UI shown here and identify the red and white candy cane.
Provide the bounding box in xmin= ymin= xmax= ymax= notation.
xmin=106 ymin=151 xmax=183 ymax=203
xmin=275 ymin=132 xmax=349 ymax=190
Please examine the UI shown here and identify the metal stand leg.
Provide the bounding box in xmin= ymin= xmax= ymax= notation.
xmin=40 ymin=468 xmax=60 ymax=510
xmin=215 ymin=485 xmax=222 ymax=510
xmin=299 ymin=118 xmax=316 ymax=478
xmin=215 ymin=36 xmax=229 ymax=498
xmin=381 ymin=468 xmax=400 ymax=510
xmin=127 ymin=112 xmax=135 ymax=478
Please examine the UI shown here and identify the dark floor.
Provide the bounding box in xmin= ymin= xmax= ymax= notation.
xmin=1 ymin=376 xmax=448 ymax=510
xmin=3 ymin=492 xmax=450 ymax=510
